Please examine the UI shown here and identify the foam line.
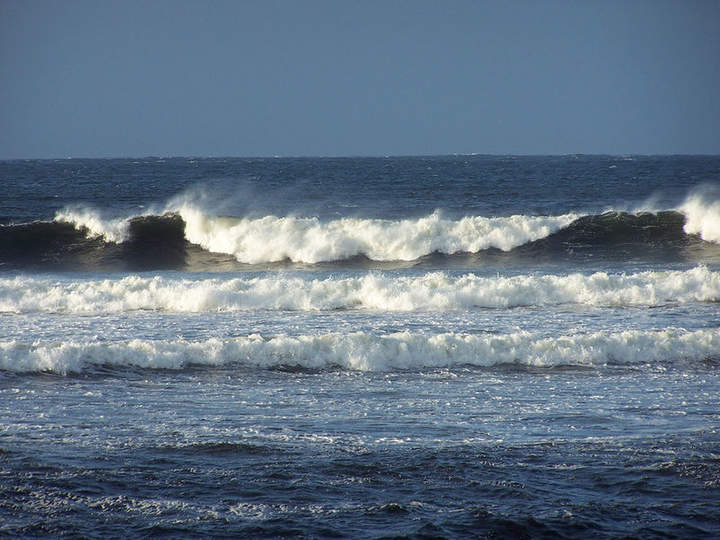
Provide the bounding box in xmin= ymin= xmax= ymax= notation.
xmin=2 ymin=328 xmax=717 ymax=374
xmin=1 ymin=267 xmax=717 ymax=314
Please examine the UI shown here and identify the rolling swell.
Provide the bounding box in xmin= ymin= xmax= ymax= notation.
xmin=515 ymin=211 xmax=704 ymax=261
xmin=0 ymin=210 xmax=717 ymax=271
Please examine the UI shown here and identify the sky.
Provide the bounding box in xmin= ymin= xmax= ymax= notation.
xmin=1 ymin=0 xmax=719 ymax=158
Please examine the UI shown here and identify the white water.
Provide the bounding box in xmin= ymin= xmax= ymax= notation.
xmin=172 ymin=206 xmax=580 ymax=263
xmin=2 ymin=327 xmax=717 ymax=374
xmin=679 ymin=187 xmax=720 ymax=244
xmin=1 ymin=267 xmax=717 ymax=314
xmin=54 ymin=206 xmax=132 ymax=243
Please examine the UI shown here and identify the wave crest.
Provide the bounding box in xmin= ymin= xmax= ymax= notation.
xmin=679 ymin=186 xmax=720 ymax=244
xmin=54 ymin=207 xmax=131 ymax=243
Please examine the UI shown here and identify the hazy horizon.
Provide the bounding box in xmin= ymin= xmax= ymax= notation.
xmin=4 ymin=152 xmax=720 ymax=162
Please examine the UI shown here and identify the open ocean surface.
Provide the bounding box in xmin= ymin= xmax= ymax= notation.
xmin=1 ymin=155 xmax=720 ymax=538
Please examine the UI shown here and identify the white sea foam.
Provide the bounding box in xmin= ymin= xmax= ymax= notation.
xmin=679 ymin=186 xmax=720 ymax=244
xmin=1 ymin=267 xmax=717 ymax=314
xmin=1 ymin=328 xmax=717 ymax=374
xmin=54 ymin=207 xmax=132 ymax=243
xmin=171 ymin=204 xmax=579 ymax=263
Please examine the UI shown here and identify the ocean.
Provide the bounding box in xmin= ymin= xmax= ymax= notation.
xmin=1 ymin=155 xmax=719 ymax=538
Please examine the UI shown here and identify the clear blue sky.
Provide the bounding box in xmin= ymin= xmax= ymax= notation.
xmin=1 ymin=0 xmax=719 ymax=158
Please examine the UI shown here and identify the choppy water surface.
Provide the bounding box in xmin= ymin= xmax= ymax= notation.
xmin=1 ymin=156 xmax=719 ymax=537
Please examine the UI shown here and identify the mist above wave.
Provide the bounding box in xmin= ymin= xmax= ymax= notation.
xmin=2 ymin=328 xmax=717 ymax=375
xmin=1 ymin=267 xmax=717 ymax=314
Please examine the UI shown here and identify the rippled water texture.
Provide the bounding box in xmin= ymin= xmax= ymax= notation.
xmin=3 ymin=368 xmax=719 ymax=538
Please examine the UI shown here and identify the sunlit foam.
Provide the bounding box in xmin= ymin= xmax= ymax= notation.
xmin=2 ymin=328 xmax=717 ymax=374
xmin=1 ymin=266 xmax=717 ymax=314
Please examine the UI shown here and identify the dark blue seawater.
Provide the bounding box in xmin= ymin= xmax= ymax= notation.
xmin=1 ymin=156 xmax=720 ymax=538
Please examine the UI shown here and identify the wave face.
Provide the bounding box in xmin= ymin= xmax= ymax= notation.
xmin=2 ymin=328 xmax=717 ymax=374
xmin=1 ymin=267 xmax=717 ymax=314
xmin=0 ymin=214 xmax=188 ymax=270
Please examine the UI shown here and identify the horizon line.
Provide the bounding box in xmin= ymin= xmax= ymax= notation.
xmin=2 ymin=152 xmax=720 ymax=162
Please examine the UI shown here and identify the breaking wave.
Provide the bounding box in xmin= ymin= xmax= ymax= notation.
xmin=172 ymin=205 xmax=579 ymax=263
xmin=679 ymin=185 xmax=720 ymax=244
xmin=2 ymin=328 xmax=717 ymax=374
xmin=1 ymin=267 xmax=717 ymax=314
xmin=54 ymin=206 xmax=131 ymax=243
xmin=0 ymin=187 xmax=718 ymax=270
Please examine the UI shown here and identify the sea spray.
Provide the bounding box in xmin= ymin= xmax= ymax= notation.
xmin=679 ymin=185 xmax=720 ymax=244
